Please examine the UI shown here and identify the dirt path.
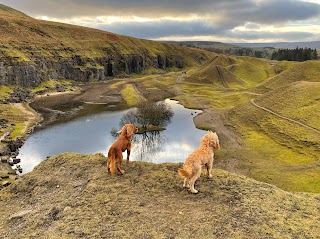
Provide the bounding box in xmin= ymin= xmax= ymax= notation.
xmin=250 ymin=99 xmax=320 ymax=134
xmin=12 ymin=103 xmax=40 ymax=136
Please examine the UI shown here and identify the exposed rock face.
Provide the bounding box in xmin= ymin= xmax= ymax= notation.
xmin=0 ymin=53 xmax=186 ymax=87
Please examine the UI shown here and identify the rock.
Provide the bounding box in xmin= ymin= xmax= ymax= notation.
xmin=1 ymin=156 xmax=9 ymax=163
xmin=0 ymin=119 xmax=8 ymax=127
xmin=0 ymin=148 xmax=11 ymax=156
xmin=12 ymin=158 xmax=21 ymax=164
xmin=15 ymin=165 xmax=22 ymax=173
xmin=9 ymin=210 xmax=32 ymax=220
xmin=2 ymin=181 xmax=11 ymax=187
xmin=0 ymin=54 xmax=188 ymax=88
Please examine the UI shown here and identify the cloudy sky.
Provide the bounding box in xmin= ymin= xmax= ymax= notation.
xmin=2 ymin=0 xmax=320 ymax=42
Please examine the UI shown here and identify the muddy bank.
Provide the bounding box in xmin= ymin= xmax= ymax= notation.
xmin=30 ymin=79 xmax=174 ymax=129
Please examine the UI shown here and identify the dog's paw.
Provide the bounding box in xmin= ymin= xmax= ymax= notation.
xmin=190 ymin=189 xmax=198 ymax=194
xmin=208 ymin=174 xmax=213 ymax=178
xmin=120 ymin=170 xmax=125 ymax=175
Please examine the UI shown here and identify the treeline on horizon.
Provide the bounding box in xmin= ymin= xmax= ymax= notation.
xmin=205 ymin=47 xmax=271 ymax=58
xmin=271 ymin=47 xmax=318 ymax=61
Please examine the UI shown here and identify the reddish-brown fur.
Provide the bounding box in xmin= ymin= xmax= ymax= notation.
xmin=178 ymin=131 xmax=220 ymax=193
xmin=107 ymin=124 xmax=138 ymax=175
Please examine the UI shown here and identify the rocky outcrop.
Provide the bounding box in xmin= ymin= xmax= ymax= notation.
xmin=0 ymin=53 xmax=186 ymax=87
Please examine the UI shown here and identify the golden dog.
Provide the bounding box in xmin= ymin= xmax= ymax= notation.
xmin=107 ymin=124 xmax=138 ymax=175
xmin=178 ymin=131 xmax=220 ymax=193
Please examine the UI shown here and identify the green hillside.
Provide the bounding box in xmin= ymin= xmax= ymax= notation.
xmin=255 ymin=81 xmax=320 ymax=130
xmin=228 ymin=57 xmax=275 ymax=87
xmin=256 ymin=61 xmax=320 ymax=92
xmin=185 ymin=57 xmax=247 ymax=89
xmin=228 ymin=81 xmax=320 ymax=192
xmin=184 ymin=55 xmax=278 ymax=89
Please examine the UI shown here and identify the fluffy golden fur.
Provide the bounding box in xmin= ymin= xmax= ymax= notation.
xmin=178 ymin=131 xmax=220 ymax=193
xmin=107 ymin=124 xmax=138 ymax=175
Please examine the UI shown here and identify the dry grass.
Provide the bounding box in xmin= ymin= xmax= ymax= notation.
xmin=0 ymin=153 xmax=319 ymax=239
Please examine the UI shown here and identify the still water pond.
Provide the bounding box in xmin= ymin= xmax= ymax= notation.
xmin=18 ymin=99 xmax=205 ymax=173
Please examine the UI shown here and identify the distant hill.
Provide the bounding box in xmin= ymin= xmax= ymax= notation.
xmin=233 ymin=41 xmax=320 ymax=50
xmin=165 ymin=41 xmax=241 ymax=50
xmin=167 ymin=41 xmax=274 ymax=58
xmin=0 ymin=4 xmax=214 ymax=87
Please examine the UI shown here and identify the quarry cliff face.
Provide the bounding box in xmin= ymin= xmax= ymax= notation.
xmin=0 ymin=53 xmax=186 ymax=87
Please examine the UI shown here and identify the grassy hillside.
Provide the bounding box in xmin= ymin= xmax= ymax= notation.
xmin=0 ymin=4 xmax=213 ymax=64
xmin=255 ymin=61 xmax=320 ymax=92
xmin=0 ymin=153 xmax=319 ymax=238
xmin=0 ymin=4 xmax=29 ymax=18
xmin=184 ymin=55 xmax=277 ymax=89
xmin=255 ymin=81 xmax=320 ymax=130
xmin=228 ymin=81 xmax=320 ymax=192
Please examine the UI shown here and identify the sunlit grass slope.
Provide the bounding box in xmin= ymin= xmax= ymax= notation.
xmin=228 ymin=81 xmax=320 ymax=193
xmin=256 ymin=61 xmax=320 ymax=92
xmin=184 ymin=55 xmax=280 ymax=89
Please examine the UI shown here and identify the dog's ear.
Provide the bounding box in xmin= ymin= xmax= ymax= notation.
xmin=117 ymin=125 xmax=127 ymax=134
xmin=214 ymin=138 xmax=220 ymax=150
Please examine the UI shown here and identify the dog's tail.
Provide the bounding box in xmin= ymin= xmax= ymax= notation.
xmin=178 ymin=168 xmax=189 ymax=178
xmin=108 ymin=148 xmax=116 ymax=175
xmin=109 ymin=156 xmax=116 ymax=175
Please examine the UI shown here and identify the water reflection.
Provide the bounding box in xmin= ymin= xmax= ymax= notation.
xmin=111 ymin=101 xmax=174 ymax=161
xmin=134 ymin=131 xmax=165 ymax=162
xmin=18 ymin=99 xmax=204 ymax=173
xmin=120 ymin=101 xmax=174 ymax=130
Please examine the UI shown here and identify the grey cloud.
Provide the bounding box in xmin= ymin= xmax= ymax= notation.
xmin=2 ymin=0 xmax=319 ymax=23
xmin=234 ymin=0 xmax=320 ymax=24
xmin=1 ymin=0 xmax=251 ymax=18
xmin=95 ymin=19 xmax=317 ymax=42
xmin=98 ymin=19 xmax=227 ymax=39
xmin=1 ymin=0 xmax=319 ymax=42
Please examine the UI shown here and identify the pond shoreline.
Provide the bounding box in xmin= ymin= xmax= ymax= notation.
xmin=1 ymin=77 xmax=241 ymax=188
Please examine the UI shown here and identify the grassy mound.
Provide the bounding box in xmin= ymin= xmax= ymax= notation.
xmin=256 ymin=61 xmax=320 ymax=92
xmin=0 ymin=153 xmax=319 ymax=238
xmin=185 ymin=58 xmax=247 ymax=89
xmin=255 ymin=81 xmax=320 ymax=130
xmin=228 ymin=60 xmax=274 ymax=87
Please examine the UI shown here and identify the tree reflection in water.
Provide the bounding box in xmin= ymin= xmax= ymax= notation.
xmin=110 ymin=101 xmax=174 ymax=161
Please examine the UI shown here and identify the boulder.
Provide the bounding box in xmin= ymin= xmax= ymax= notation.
xmin=2 ymin=181 xmax=11 ymax=187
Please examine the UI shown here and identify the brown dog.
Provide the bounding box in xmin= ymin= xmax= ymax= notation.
xmin=178 ymin=131 xmax=220 ymax=193
xmin=107 ymin=124 xmax=138 ymax=175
